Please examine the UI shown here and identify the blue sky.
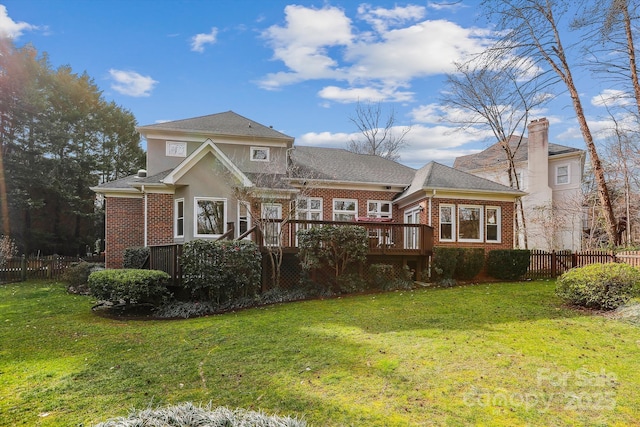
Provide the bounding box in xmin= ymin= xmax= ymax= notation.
xmin=0 ymin=0 xmax=620 ymax=168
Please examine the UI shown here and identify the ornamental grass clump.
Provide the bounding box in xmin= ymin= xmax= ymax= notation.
xmin=93 ymin=402 xmax=307 ymax=427
xmin=556 ymin=262 xmax=640 ymax=310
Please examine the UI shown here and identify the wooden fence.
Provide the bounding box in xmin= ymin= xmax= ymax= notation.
xmin=525 ymin=250 xmax=640 ymax=279
xmin=0 ymin=255 xmax=104 ymax=284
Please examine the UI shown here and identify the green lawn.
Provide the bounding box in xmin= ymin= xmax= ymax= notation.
xmin=1 ymin=280 xmax=639 ymax=426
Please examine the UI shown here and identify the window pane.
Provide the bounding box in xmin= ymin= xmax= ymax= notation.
xmin=310 ymin=199 xmax=321 ymax=210
xmin=441 ymin=206 xmax=452 ymax=223
xmin=557 ymin=166 xmax=569 ymax=184
xmin=335 ymin=213 xmax=355 ymax=222
xmin=459 ymin=207 xmax=480 ymax=240
xmin=381 ymin=203 xmax=391 ymax=213
xmin=487 ymin=225 xmax=498 ymax=241
xmin=441 ymin=223 xmax=452 ymax=240
xmin=197 ymin=200 xmax=224 ymax=235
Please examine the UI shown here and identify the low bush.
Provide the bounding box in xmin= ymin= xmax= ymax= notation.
xmin=88 ymin=269 xmax=170 ymax=307
xmin=63 ymin=262 xmax=104 ymax=294
xmin=94 ymin=402 xmax=306 ymax=427
xmin=455 ymin=248 xmax=485 ymax=280
xmin=486 ymin=249 xmax=531 ymax=280
xmin=369 ymin=263 xmax=395 ymax=289
xmin=556 ymin=263 xmax=640 ymax=310
xmin=431 ymin=247 xmax=461 ymax=281
xmin=123 ymin=247 xmax=150 ymax=269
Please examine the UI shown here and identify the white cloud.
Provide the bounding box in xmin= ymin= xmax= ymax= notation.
xmin=109 ymin=69 xmax=158 ymax=97
xmin=591 ymin=89 xmax=632 ymax=107
xmin=191 ymin=27 xmax=218 ymax=53
xmin=259 ymin=4 xmax=496 ymax=102
xmin=318 ymin=85 xmax=413 ymax=103
xmin=357 ymin=4 xmax=425 ymax=33
xmin=0 ymin=5 xmax=37 ymax=39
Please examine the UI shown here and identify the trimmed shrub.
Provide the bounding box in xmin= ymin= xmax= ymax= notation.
xmin=486 ymin=249 xmax=531 ymax=280
xmin=94 ymin=402 xmax=306 ymax=427
xmin=88 ymin=269 xmax=170 ymax=307
xmin=556 ymin=263 xmax=640 ymax=310
xmin=63 ymin=261 xmax=104 ymax=294
xmin=123 ymin=247 xmax=150 ymax=269
xmin=180 ymin=239 xmax=261 ymax=303
xmin=431 ymin=247 xmax=461 ymax=281
xmin=455 ymin=248 xmax=485 ymax=280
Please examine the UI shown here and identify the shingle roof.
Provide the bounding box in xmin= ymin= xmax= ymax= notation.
xmin=453 ymin=135 xmax=583 ymax=171
xmin=94 ymin=169 xmax=172 ymax=190
xmin=137 ymin=111 xmax=293 ymax=141
xmin=289 ymin=146 xmax=416 ymax=185
xmin=400 ymin=161 xmax=525 ymax=198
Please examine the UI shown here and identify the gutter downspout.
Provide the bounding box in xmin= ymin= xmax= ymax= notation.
xmin=428 ymin=189 xmax=436 ymax=227
xmin=142 ymin=185 xmax=148 ymax=247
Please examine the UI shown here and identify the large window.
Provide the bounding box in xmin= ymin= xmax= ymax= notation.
xmin=250 ymin=147 xmax=270 ymax=162
xmin=439 ymin=205 xmax=455 ymax=241
xmin=556 ymin=164 xmax=569 ymax=185
xmin=486 ymin=207 xmax=501 ymax=243
xmin=333 ymin=199 xmax=357 ymax=221
xmin=367 ymin=201 xmax=392 ymax=218
xmin=458 ymin=205 xmax=483 ymax=242
xmin=195 ymin=197 xmax=226 ymax=237
xmin=174 ymin=199 xmax=184 ymax=238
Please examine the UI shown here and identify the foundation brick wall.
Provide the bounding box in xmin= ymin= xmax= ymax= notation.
xmin=105 ymin=197 xmax=144 ymax=268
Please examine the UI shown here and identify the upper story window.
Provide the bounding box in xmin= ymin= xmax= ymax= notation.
xmin=166 ymin=141 xmax=187 ymax=158
xmin=367 ymin=201 xmax=392 ymax=218
xmin=333 ymin=199 xmax=357 ymax=221
xmin=556 ymin=164 xmax=570 ymax=185
xmin=194 ymin=197 xmax=226 ymax=237
xmin=251 ymin=147 xmax=270 ymax=162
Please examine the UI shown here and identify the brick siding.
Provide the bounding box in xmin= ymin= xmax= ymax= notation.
xmin=105 ymin=197 xmax=144 ymax=268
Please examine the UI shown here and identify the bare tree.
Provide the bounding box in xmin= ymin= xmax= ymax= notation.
xmin=482 ymin=0 xmax=618 ymax=246
xmin=442 ymin=50 xmax=553 ymax=247
xmin=347 ymin=100 xmax=411 ymax=161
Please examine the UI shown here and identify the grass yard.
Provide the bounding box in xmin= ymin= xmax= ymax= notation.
xmin=1 ymin=280 xmax=640 ymax=426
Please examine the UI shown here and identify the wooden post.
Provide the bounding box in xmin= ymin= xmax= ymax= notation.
xmin=20 ymin=255 xmax=27 ymax=282
xmin=551 ymin=251 xmax=556 ymax=278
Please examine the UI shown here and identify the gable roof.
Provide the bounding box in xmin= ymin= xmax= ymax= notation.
xmin=453 ymin=135 xmax=583 ymax=171
xmin=137 ymin=110 xmax=294 ymax=141
xmin=289 ymin=146 xmax=416 ymax=186
xmin=399 ymin=161 xmax=525 ymax=199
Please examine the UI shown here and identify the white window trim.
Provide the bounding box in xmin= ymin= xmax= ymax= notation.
xmin=237 ymin=201 xmax=251 ymax=240
xmin=439 ymin=204 xmax=455 ymax=242
xmin=194 ymin=197 xmax=227 ymax=238
xmin=174 ymin=198 xmax=184 ymax=238
xmin=261 ymin=203 xmax=282 ymax=247
xmin=296 ymin=197 xmax=323 ymax=220
xmin=367 ymin=200 xmax=392 ymax=218
xmin=458 ymin=204 xmax=484 ymax=243
xmin=555 ymin=164 xmax=570 ymax=185
xmin=485 ymin=206 xmax=502 ymax=243
xmin=333 ymin=198 xmax=358 ymax=221
xmin=250 ymin=146 xmax=270 ymax=162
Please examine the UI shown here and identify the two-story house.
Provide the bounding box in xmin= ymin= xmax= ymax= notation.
xmin=454 ymin=118 xmax=586 ymax=251
xmin=93 ymin=111 xmax=525 ymax=269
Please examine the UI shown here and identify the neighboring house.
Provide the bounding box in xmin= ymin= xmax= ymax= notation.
xmin=92 ymin=111 xmax=524 ymax=268
xmin=454 ymin=118 xmax=586 ymax=252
